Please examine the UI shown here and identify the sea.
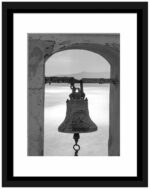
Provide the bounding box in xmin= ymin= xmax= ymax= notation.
xmin=44 ymin=84 xmax=110 ymax=156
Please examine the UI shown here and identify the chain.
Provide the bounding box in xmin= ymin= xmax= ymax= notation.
xmin=73 ymin=133 xmax=80 ymax=156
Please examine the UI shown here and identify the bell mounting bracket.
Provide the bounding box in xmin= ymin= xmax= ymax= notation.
xmin=45 ymin=76 xmax=119 ymax=85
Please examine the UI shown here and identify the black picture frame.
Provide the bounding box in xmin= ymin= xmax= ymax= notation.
xmin=2 ymin=2 xmax=148 ymax=187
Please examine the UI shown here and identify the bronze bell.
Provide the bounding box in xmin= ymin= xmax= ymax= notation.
xmin=58 ymin=82 xmax=98 ymax=133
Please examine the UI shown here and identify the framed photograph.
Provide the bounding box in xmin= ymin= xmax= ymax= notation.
xmin=2 ymin=2 xmax=148 ymax=187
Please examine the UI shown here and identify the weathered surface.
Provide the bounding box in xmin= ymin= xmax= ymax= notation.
xmin=28 ymin=34 xmax=120 ymax=156
xmin=28 ymin=39 xmax=55 ymax=155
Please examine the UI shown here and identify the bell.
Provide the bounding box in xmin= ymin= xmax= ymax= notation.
xmin=58 ymin=83 xmax=98 ymax=133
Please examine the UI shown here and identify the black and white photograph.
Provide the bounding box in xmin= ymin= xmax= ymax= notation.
xmin=2 ymin=1 xmax=148 ymax=187
xmin=28 ymin=34 xmax=120 ymax=156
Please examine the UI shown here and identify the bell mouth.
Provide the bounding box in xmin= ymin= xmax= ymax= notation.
xmin=58 ymin=126 xmax=98 ymax=133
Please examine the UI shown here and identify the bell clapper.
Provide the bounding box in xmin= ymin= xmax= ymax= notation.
xmin=73 ymin=133 xmax=80 ymax=156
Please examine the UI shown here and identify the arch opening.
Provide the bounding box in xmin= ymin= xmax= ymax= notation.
xmin=44 ymin=49 xmax=110 ymax=156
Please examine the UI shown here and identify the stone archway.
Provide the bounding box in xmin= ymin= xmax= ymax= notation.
xmin=28 ymin=34 xmax=120 ymax=156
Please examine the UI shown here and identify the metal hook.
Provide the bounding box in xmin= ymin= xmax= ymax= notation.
xmin=73 ymin=133 xmax=80 ymax=156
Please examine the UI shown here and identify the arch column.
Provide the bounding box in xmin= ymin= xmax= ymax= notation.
xmin=28 ymin=39 xmax=54 ymax=155
xmin=109 ymin=61 xmax=120 ymax=155
xmin=109 ymin=83 xmax=120 ymax=155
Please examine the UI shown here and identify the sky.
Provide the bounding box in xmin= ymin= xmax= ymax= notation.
xmin=44 ymin=49 xmax=110 ymax=156
xmin=45 ymin=49 xmax=110 ymax=76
